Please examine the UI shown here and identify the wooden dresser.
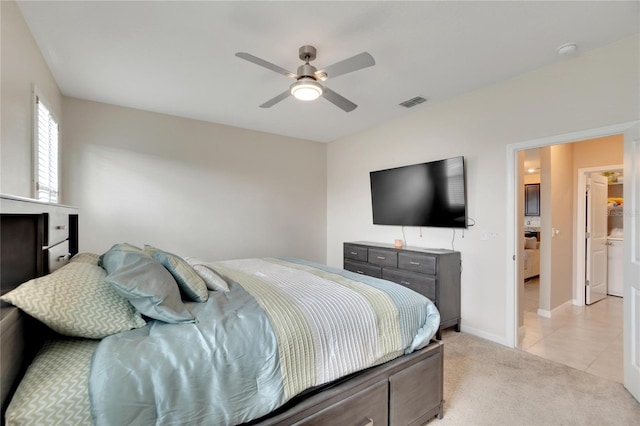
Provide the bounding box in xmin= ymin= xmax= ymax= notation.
xmin=343 ymin=241 xmax=461 ymax=339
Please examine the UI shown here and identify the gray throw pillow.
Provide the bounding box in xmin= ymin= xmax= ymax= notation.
xmin=99 ymin=243 xmax=144 ymax=273
xmin=103 ymin=249 xmax=194 ymax=323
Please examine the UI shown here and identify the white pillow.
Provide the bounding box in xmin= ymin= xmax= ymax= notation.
xmin=185 ymin=258 xmax=230 ymax=292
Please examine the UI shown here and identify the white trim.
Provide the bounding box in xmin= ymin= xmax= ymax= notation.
xmin=506 ymin=121 xmax=638 ymax=348
xmin=575 ymin=164 xmax=623 ymax=307
xmin=461 ymin=324 xmax=510 ymax=347
xmin=537 ymin=308 xmax=551 ymax=318
xmin=507 ymin=121 xmax=638 ymax=151
xmin=537 ymin=299 xmax=573 ymax=319
xmin=505 ymin=141 xmax=518 ymax=348
xmin=622 ymin=123 xmax=640 ymax=401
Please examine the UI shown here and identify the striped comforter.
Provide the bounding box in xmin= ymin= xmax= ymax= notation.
xmin=90 ymin=258 xmax=440 ymax=426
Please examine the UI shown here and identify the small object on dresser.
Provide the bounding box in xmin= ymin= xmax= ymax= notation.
xmin=394 ymin=239 xmax=404 ymax=249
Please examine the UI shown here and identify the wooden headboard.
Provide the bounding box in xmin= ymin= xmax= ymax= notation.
xmin=0 ymin=195 xmax=78 ymax=421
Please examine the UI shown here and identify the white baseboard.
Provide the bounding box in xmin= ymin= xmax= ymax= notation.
xmin=537 ymin=299 xmax=573 ymax=319
xmin=459 ymin=324 xmax=511 ymax=347
xmin=537 ymin=308 xmax=551 ymax=318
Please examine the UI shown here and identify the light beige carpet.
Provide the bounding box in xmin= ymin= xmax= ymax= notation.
xmin=425 ymin=331 xmax=640 ymax=425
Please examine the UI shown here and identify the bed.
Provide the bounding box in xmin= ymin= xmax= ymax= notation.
xmin=0 ymin=209 xmax=444 ymax=426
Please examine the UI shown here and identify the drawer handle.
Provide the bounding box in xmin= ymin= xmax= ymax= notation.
xmin=356 ymin=270 xmax=364 ymax=274
xmin=400 ymin=280 xmax=411 ymax=285
xmin=360 ymin=419 xmax=373 ymax=426
xmin=410 ymin=261 xmax=421 ymax=266
xmin=377 ymin=256 xmax=386 ymax=260
xmin=55 ymin=225 xmax=66 ymax=230
xmin=350 ymin=251 xmax=358 ymax=255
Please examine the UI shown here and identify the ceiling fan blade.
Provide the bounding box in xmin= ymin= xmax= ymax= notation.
xmin=259 ymin=90 xmax=291 ymax=108
xmin=317 ymin=52 xmax=375 ymax=80
xmin=322 ymin=87 xmax=357 ymax=112
xmin=236 ymin=52 xmax=297 ymax=79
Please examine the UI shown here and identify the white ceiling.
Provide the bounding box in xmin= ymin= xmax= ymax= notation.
xmin=17 ymin=1 xmax=639 ymax=143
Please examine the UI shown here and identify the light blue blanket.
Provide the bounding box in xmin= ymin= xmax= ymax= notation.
xmin=89 ymin=258 xmax=440 ymax=425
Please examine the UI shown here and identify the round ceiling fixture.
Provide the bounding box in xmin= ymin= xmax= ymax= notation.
xmin=290 ymin=78 xmax=324 ymax=101
xmin=557 ymin=43 xmax=578 ymax=57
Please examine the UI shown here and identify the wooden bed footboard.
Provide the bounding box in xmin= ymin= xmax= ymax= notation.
xmin=248 ymin=341 xmax=444 ymax=426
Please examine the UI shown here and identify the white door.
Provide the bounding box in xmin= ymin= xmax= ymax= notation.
xmin=624 ymin=122 xmax=640 ymax=401
xmin=586 ymin=173 xmax=608 ymax=304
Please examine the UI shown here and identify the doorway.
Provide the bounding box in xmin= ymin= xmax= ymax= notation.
xmin=576 ymin=166 xmax=624 ymax=307
xmin=518 ymin=162 xmax=624 ymax=383
xmin=506 ymin=123 xmax=630 ymax=356
xmin=516 ymin=135 xmax=624 ymax=382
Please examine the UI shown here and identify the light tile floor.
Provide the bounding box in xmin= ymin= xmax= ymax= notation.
xmin=518 ymin=277 xmax=623 ymax=383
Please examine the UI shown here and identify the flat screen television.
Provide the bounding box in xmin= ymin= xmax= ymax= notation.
xmin=370 ymin=156 xmax=468 ymax=228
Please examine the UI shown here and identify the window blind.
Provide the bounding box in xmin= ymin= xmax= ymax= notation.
xmin=35 ymin=96 xmax=59 ymax=203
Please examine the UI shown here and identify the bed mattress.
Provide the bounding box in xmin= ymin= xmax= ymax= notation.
xmin=5 ymin=257 xmax=440 ymax=426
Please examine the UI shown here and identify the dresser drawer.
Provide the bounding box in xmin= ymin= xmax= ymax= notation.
xmin=368 ymin=248 xmax=397 ymax=268
xmin=45 ymin=240 xmax=70 ymax=273
xmin=344 ymin=244 xmax=368 ymax=262
xmin=44 ymin=211 xmax=70 ymax=247
xmin=383 ymin=269 xmax=436 ymax=300
xmin=398 ymin=252 xmax=436 ymax=275
xmin=293 ymin=380 xmax=388 ymax=426
xmin=344 ymin=259 xmax=382 ymax=278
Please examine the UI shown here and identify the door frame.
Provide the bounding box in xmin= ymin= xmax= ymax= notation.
xmin=506 ymin=121 xmax=637 ymax=348
xmin=576 ymin=165 xmax=622 ymax=307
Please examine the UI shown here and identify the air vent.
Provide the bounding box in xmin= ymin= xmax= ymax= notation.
xmin=399 ymin=96 xmax=427 ymax=108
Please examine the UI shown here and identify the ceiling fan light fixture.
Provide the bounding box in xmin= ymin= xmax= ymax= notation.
xmin=290 ymin=78 xmax=323 ymax=101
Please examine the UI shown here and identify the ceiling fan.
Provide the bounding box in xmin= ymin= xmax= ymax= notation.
xmin=235 ymin=45 xmax=375 ymax=112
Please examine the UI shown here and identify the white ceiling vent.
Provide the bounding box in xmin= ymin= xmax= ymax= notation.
xmin=399 ymin=96 xmax=427 ymax=108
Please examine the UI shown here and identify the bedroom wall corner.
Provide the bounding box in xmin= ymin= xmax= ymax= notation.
xmin=0 ymin=0 xmax=63 ymax=198
xmin=60 ymin=97 xmax=327 ymax=264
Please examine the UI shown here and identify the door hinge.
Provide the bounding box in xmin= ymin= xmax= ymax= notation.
xmin=586 ymin=184 xmax=591 ymax=192
xmin=586 ymin=279 xmax=590 ymax=287
xmin=585 ymin=231 xmax=591 ymax=239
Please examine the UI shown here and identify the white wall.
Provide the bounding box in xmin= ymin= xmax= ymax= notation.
xmin=327 ymin=36 xmax=640 ymax=344
xmin=62 ymin=98 xmax=327 ymax=263
xmin=0 ymin=0 xmax=62 ymax=197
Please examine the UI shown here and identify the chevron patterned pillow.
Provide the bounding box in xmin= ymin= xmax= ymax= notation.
xmin=0 ymin=262 xmax=146 ymax=339
xmin=69 ymin=252 xmax=100 ymax=265
xmin=4 ymin=338 xmax=97 ymax=425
